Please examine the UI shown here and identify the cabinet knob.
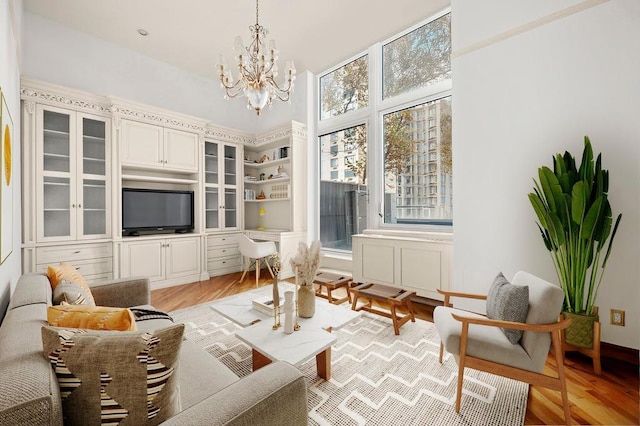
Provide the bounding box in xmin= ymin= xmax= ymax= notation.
xmin=74 ymin=251 xmax=80 ymax=254
xmin=78 ymin=204 xmax=82 ymax=208
xmin=72 ymin=204 xmax=76 ymax=208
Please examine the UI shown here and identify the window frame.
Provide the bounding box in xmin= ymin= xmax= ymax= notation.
xmin=315 ymin=7 xmax=452 ymax=251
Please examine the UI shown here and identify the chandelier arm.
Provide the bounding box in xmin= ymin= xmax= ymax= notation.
xmin=265 ymin=75 xmax=294 ymax=93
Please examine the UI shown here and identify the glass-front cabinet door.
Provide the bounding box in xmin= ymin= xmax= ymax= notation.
xmin=36 ymin=105 xmax=110 ymax=242
xmin=204 ymin=141 xmax=241 ymax=231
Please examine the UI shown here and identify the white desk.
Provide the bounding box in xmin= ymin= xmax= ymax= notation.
xmin=244 ymin=229 xmax=306 ymax=278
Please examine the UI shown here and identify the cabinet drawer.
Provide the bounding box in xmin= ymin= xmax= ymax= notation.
xmin=36 ymin=243 xmax=112 ymax=264
xmin=36 ymin=257 xmax=113 ymax=277
xmin=208 ymin=257 xmax=242 ymax=271
xmin=208 ymin=247 xmax=240 ymax=259
xmin=207 ymin=234 xmax=240 ymax=248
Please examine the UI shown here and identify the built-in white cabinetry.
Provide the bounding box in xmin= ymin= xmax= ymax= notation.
xmin=34 ymin=242 xmax=113 ymax=283
xmin=204 ymin=141 xmax=242 ymax=231
xmin=35 ymin=104 xmax=111 ymax=242
xmin=242 ymin=122 xmax=307 ymax=278
xmin=207 ymin=232 xmax=242 ymax=276
xmin=351 ymin=231 xmax=452 ymax=300
xmin=121 ymin=120 xmax=199 ymax=173
xmin=243 ymin=121 xmax=306 ymax=233
xmin=21 ymin=80 xmax=310 ymax=288
xmin=121 ymin=236 xmax=200 ymax=288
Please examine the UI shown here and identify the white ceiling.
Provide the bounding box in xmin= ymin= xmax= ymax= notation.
xmin=23 ymin=0 xmax=450 ymax=78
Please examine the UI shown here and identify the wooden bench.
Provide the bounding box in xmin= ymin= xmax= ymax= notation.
xmin=313 ymin=270 xmax=353 ymax=305
xmin=350 ymin=283 xmax=416 ymax=335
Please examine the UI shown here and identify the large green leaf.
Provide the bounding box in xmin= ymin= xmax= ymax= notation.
xmin=539 ymin=166 xmax=564 ymax=214
xmin=571 ymin=180 xmax=589 ymax=225
xmin=528 ymin=193 xmax=548 ymax=228
xmin=579 ymin=136 xmax=594 ymax=183
xmin=580 ymin=196 xmax=605 ymax=241
xmin=545 ymin=211 xmax=566 ymax=247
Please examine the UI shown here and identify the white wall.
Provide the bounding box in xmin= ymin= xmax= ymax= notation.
xmin=0 ymin=0 xmax=24 ymax=308
xmin=452 ymin=0 xmax=640 ymax=349
xmin=22 ymin=12 xmax=303 ymax=133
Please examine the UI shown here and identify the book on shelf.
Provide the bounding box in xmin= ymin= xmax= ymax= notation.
xmin=252 ymin=296 xmax=284 ymax=316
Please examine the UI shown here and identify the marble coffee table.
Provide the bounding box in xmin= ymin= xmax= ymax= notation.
xmin=235 ymin=320 xmax=337 ymax=379
xmin=210 ymin=282 xmax=362 ymax=379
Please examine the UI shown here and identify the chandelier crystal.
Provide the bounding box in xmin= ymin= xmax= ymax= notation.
xmin=217 ymin=0 xmax=296 ymax=115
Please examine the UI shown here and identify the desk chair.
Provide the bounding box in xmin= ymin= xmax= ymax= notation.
xmin=237 ymin=234 xmax=277 ymax=288
xmin=434 ymin=271 xmax=572 ymax=425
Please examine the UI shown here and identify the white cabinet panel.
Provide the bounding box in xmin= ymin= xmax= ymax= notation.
xmin=352 ymin=234 xmax=452 ymax=300
xmin=165 ymin=129 xmax=199 ymax=172
xmin=121 ymin=120 xmax=199 ymax=173
xmin=122 ymin=236 xmax=200 ymax=285
xmin=121 ymin=121 xmax=163 ymax=168
xmin=123 ymin=239 xmax=165 ymax=282
xmin=167 ymin=238 xmax=200 ymax=278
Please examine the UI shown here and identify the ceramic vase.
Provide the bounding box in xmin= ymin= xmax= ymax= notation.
xmin=298 ymin=285 xmax=315 ymax=318
xmin=283 ymin=291 xmax=295 ymax=334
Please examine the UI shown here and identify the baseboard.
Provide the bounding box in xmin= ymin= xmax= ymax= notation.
xmin=601 ymin=342 xmax=639 ymax=366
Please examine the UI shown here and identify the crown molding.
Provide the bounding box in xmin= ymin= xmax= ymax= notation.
xmin=21 ymin=78 xmax=112 ymax=116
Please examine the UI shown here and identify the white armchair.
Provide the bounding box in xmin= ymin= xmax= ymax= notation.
xmin=434 ymin=271 xmax=572 ymax=425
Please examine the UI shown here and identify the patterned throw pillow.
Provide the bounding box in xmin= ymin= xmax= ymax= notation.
xmin=47 ymin=262 xmax=96 ymax=306
xmin=47 ymin=304 xmax=138 ymax=331
xmin=41 ymin=324 xmax=184 ymax=426
xmin=52 ymin=278 xmax=93 ymax=305
xmin=486 ymin=272 xmax=529 ymax=344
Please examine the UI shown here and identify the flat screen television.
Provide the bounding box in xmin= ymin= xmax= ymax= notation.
xmin=122 ymin=188 xmax=194 ymax=236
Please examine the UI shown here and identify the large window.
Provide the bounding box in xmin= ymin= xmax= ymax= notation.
xmin=317 ymin=10 xmax=451 ymax=252
xmin=319 ymin=125 xmax=367 ymax=250
xmin=383 ymin=97 xmax=452 ymax=224
xmin=320 ymin=56 xmax=369 ymax=120
xmin=383 ymin=13 xmax=451 ymax=99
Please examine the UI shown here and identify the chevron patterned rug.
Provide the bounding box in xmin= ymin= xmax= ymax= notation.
xmin=171 ymin=302 xmax=527 ymax=426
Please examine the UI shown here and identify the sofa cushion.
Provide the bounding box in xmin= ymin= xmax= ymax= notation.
xmin=46 ymin=263 xmax=96 ymax=306
xmin=47 ymin=305 xmax=137 ymax=331
xmin=52 ymin=278 xmax=93 ymax=306
xmin=42 ymin=324 xmax=184 ymax=425
xmin=486 ymin=272 xmax=529 ymax=344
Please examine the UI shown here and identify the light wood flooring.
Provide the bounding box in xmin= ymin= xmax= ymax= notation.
xmin=151 ymin=270 xmax=639 ymax=426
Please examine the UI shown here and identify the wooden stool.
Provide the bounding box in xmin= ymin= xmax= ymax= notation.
xmin=350 ymin=283 xmax=416 ymax=335
xmin=313 ymin=270 xmax=353 ymax=305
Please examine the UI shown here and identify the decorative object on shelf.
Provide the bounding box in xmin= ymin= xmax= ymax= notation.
xmin=290 ymin=241 xmax=322 ymax=318
xmin=258 ymin=206 xmax=266 ymax=230
xmin=259 ymin=154 xmax=269 ymax=163
xmin=283 ymin=291 xmax=295 ymax=334
xmin=529 ymin=136 xmax=622 ymax=374
xmin=271 ymin=252 xmax=281 ymax=330
xmin=270 ymin=184 xmax=289 ymax=199
xmin=216 ymin=0 xmax=296 ymax=115
xmin=259 ymin=173 xmax=265 ymax=180
xmin=256 ymin=190 xmax=267 ymax=199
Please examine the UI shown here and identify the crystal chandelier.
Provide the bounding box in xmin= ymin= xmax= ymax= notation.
xmin=217 ymin=0 xmax=296 ymax=115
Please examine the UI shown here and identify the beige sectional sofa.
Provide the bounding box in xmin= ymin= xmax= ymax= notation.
xmin=0 ymin=274 xmax=308 ymax=425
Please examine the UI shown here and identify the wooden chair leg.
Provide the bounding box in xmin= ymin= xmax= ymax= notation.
xmin=255 ymin=258 xmax=260 ymax=288
xmin=592 ymin=322 xmax=602 ymax=375
xmin=455 ymin=322 xmax=470 ymax=413
xmin=239 ymin=258 xmax=252 ymax=284
xmin=439 ymin=342 xmax=444 ymax=364
xmin=264 ymin=257 xmax=275 ymax=279
xmin=390 ymin=302 xmax=400 ymax=335
xmin=552 ymin=330 xmax=572 ymax=426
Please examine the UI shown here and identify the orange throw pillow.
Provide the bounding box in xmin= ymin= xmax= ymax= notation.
xmin=47 ymin=262 xmax=96 ymax=306
xmin=47 ymin=305 xmax=137 ymax=331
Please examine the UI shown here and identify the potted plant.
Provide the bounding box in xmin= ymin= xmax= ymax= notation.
xmin=528 ymin=136 xmax=622 ymax=349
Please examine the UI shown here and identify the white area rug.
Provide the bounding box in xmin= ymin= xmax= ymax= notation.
xmin=171 ymin=302 xmax=527 ymax=425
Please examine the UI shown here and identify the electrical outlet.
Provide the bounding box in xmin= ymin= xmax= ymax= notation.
xmin=610 ymin=309 xmax=625 ymax=326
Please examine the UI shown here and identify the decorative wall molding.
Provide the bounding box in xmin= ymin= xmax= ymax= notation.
xmin=20 ymin=86 xmax=112 ymax=115
xmin=20 ymin=79 xmax=306 ymax=146
xmin=110 ymin=105 xmax=205 ymax=133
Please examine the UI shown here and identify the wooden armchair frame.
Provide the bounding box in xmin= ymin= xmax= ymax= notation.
xmin=437 ymin=289 xmax=573 ymax=426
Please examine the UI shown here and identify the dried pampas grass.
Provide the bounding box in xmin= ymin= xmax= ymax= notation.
xmin=290 ymin=240 xmax=322 ymax=286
